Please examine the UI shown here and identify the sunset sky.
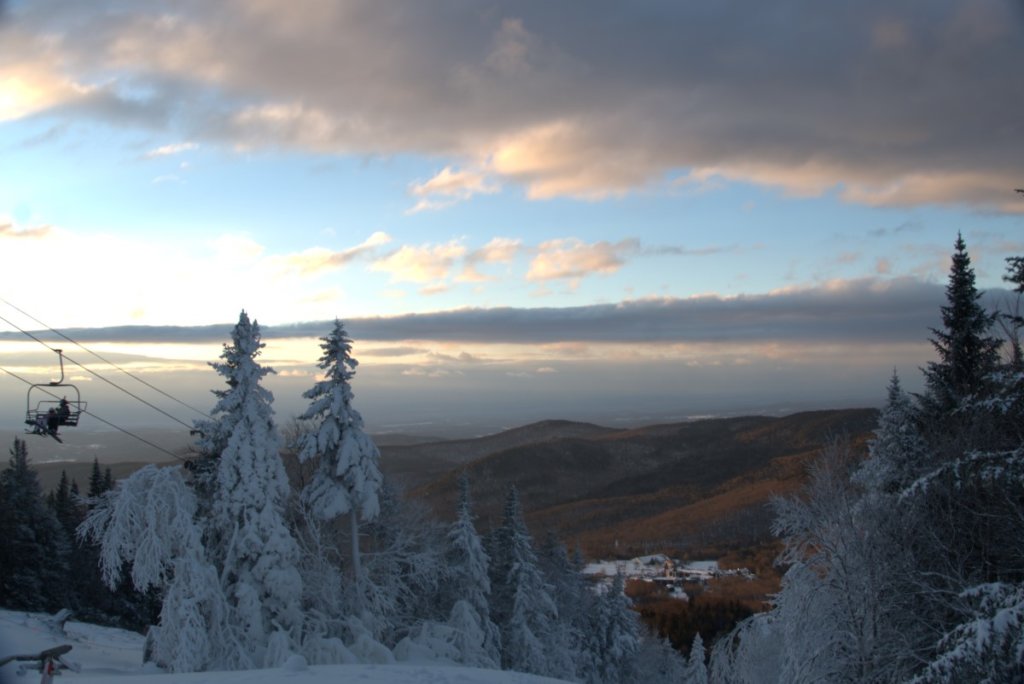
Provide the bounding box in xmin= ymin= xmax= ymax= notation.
xmin=1 ymin=1 xmax=1022 ymax=438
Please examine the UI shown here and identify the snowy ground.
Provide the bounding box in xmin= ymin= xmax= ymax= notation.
xmin=0 ymin=609 xmax=569 ymax=684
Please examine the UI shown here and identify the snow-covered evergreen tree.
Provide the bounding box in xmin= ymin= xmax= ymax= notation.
xmin=203 ymin=311 xmax=302 ymax=667
xmin=856 ymin=371 xmax=929 ymax=493
xmin=538 ymin=535 xmax=592 ymax=680
xmin=82 ymin=312 xmax=304 ymax=671
xmin=632 ymin=634 xmax=687 ymax=684
xmin=590 ymin=573 xmax=641 ymax=684
xmin=913 ymin=580 xmax=1024 ymax=683
xmin=684 ymin=632 xmax=709 ymax=684
xmin=488 ymin=486 xmax=560 ymax=677
xmin=295 ymin=319 xmax=383 ymax=613
xmin=441 ymin=473 xmax=500 ymax=667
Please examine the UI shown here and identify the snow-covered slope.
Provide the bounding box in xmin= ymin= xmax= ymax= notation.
xmin=0 ymin=609 xmax=570 ymax=684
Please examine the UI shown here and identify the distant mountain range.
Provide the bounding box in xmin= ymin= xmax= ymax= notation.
xmin=397 ymin=409 xmax=879 ymax=558
xmin=26 ymin=408 xmax=879 ymax=559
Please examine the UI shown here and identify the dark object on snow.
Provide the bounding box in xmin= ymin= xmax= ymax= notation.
xmin=0 ymin=643 xmax=77 ymax=678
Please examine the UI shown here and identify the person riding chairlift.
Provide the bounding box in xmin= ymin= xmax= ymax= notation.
xmin=57 ymin=397 xmax=71 ymax=425
xmin=46 ymin=408 xmax=60 ymax=435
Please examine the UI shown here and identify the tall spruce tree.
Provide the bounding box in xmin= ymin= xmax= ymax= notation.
xmin=202 ymin=311 xmax=302 ymax=667
xmin=295 ymin=319 xmax=383 ymax=613
xmin=488 ymin=486 xmax=559 ymax=676
xmin=921 ymin=234 xmax=1001 ymax=435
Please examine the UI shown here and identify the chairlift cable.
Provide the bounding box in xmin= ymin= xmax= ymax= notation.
xmin=0 ymin=312 xmax=198 ymax=432
xmin=0 ymin=297 xmax=212 ymax=420
xmin=0 ymin=364 xmax=189 ymax=463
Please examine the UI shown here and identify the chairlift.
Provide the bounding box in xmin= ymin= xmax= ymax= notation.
xmin=24 ymin=349 xmax=86 ymax=443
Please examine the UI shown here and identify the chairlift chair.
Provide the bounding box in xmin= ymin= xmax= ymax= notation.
xmin=24 ymin=349 xmax=86 ymax=443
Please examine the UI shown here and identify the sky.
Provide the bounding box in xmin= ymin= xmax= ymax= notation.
xmin=1 ymin=1 xmax=1023 ymax=439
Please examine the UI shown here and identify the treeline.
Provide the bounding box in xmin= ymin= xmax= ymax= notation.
xmin=710 ymin=237 xmax=1024 ymax=682
xmin=0 ymin=447 xmax=158 ymax=629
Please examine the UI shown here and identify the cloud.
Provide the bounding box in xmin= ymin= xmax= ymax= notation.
xmin=868 ymin=221 xmax=923 ymax=238
xmin=210 ymin=233 xmax=265 ymax=262
xmin=401 ymin=367 xmax=454 ymax=379
xmin=7 ymin=276 xmax=986 ymax=348
xmin=371 ymin=240 xmax=467 ymax=284
xmin=145 ymin=141 xmax=199 ymax=158
xmin=460 ymin=237 xmax=523 ymax=282
xmin=8 ymin=1 xmax=1020 ymax=211
xmin=408 ymin=166 xmax=499 ymax=213
xmin=527 ymin=238 xmax=639 ymax=281
xmin=646 ymin=243 xmax=750 ymax=258
xmin=490 ymin=120 xmax=659 ymax=199
xmin=485 ymin=18 xmax=535 ymax=76
xmin=358 ymin=346 xmax=427 ymax=358
xmin=0 ymin=33 xmax=95 ymax=122
xmin=277 ymin=232 xmax=392 ymax=275
xmin=0 ymin=222 xmax=52 ymax=239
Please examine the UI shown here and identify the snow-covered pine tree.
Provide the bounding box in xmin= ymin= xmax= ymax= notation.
xmin=0 ymin=438 xmax=71 ymax=612
xmin=203 ymin=311 xmax=303 ymax=667
xmin=855 ymin=371 xmax=929 ymax=494
xmin=591 ymin=573 xmax=642 ymax=684
xmin=488 ymin=486 xmax=560 ymax=677
xmin=631 ymin=633 xmax=687 ymax=684
xmin=538 ymin=534 xmax=592 ymax=680
xmin=684 ymin=632 xmax=709 ymax=684
xmin=295 ymin=319 xmax=383 ymax=614
xmin=441 ymin=473 xmax=500 ymax=667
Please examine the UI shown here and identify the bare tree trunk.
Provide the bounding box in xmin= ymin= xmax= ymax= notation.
xmin=350 ymin=513 xmax=362 ymax=614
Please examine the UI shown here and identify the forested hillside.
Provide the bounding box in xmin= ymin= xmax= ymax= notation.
xmin=412 ymin=410 xmax=877 ymax=558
